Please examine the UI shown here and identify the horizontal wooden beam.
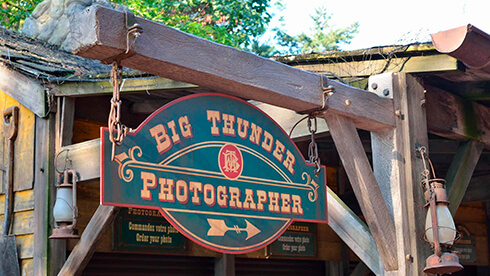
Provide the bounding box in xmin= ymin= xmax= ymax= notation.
xmin=69 ymin=5 xmax=394 ymax=132
xmin=0 ymin=64 xmax=46 ymax=117
xmin=54 ymin=77 xmax=198 ymax=97
xmin=59 ymin=139 xmax=100 ymax=182
xmin=294 ymin=54 xmax=459 ymax=78
xmin=327 ymin=188 xmax=380 ymax=275
xmin=425 ymin=83 xmax=490 ymax=149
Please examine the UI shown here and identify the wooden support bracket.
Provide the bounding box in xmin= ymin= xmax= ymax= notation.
xmin=445 ymin=140 xmax=483 ymax=216
xmin=327 ymin=187 xmax=380 ymax=275
xmin=324 ymin=114 xmax=397 ymax=271
xmin=58 ymin=205 xmax=119 ymax=276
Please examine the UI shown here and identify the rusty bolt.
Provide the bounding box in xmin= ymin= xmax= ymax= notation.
xmin=345 ymin=99 xmax=351 ymax=106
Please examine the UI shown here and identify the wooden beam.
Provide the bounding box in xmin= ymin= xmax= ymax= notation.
xmin=324 ymin=114 xmax=397 ymax=271
xmin=425 ymin=83 xmax=490 ymax=149
xmin=58 ymin=139 xmax=100 ymax=182
xmin=54 ymin=77 xmax=198 ymax=97
xmin=327 ymin=188 xmax=380 ymax=275
xmin=350 ymin=262 xmax=370 ymax=276
xmin=294 ymin=54 xmax=459 ymax=78
xmin=33 ymin=116 xmax=53 ymax=275
xmin=69 ymin=5 xmax=394 ymax=132
xmin=0 ymin=64 xmax=46 ymax=118
xmin=58 ymin=205 xmax=119 ymax=276
xmin=445 ymin=140 xmax=483 ymax=216
xmin=392 ymin=73 xmax=432 ymax=275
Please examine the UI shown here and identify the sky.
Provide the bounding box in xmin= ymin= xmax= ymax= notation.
xmin=264 ymin=0 xmax=490 ymax=50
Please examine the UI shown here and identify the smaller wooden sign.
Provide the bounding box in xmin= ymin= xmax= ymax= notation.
xmin=114 ymin=207 xmax=187 ymax=254
xmin=268 ymin=222 xmax=317 ymax=257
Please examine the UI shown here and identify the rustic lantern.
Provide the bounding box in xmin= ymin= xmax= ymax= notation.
xmin=417 ymin=147 xmax=463 ymax=274
xmin=50 ymin=169 xmax=80 ymax=239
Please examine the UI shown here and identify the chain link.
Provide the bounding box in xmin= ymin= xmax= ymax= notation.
xmin=307 ymin=116 xmax=321 ymax=175
xmin=108 ymin=62 xmax=131 ymax=160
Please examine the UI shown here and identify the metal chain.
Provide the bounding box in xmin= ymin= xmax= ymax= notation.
xmin=307 ymin=115 xmax=321 ymax=176
xmin=108 ymin=62 xmax=131 ymax=160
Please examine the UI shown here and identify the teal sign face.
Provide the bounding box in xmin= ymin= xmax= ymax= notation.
xmin=101 ymin=93 xmax=327 ymax=254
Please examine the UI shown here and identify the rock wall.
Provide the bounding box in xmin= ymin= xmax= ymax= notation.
xmin=22 ymin=0 xmax=126 ymax=51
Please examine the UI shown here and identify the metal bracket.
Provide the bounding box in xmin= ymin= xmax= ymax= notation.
xmin=297 ymin=75 xmax=335 ymax=115
xmin=102 ymin=11 xmax=143 ymax=64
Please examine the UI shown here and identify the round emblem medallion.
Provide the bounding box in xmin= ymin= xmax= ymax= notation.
xmin=218 ymin=144 xmax=243 ymax=180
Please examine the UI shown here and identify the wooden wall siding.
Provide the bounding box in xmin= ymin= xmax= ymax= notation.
xmin=0 ymin=91 xmax=35 ymax=192
xmin=0 ymin=91 xmax=36 ymax=276
xmin=0 ymin=65 xmax=46 ymax=118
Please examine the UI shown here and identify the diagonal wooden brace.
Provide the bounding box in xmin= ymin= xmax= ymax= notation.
xmin=323 ymin=113 xmax=398 ymax=271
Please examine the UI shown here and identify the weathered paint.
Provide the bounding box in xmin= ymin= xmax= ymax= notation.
xmin=0 ymin=90 xmax=35 ymax=192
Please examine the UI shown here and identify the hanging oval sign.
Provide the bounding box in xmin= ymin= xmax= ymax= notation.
xmin=101 ymin=93 xmax=327 ymax=254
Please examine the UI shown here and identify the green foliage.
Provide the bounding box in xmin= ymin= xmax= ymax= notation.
xmin=110 ymin=0 xmax=273 ymax=49
xmin=1 ymin=0 xmax=42 ymax=30
xmin=1 ymin=0 xmax=273 ymax=50
xmin=275 ymin=7 xmax=359 ymax=54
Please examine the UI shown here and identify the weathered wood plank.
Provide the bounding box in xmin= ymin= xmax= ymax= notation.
xmin=446 ymin=140 xmax=483 ymax=216
xmin=325 ymin=114 xmax=396 ymax=270
xmin=0 ymin=210 xmax=34 ymax=235
xmin=393 ymin=73 xmax=432 ymax=275
xmin=33 ymin=116 xmax=54 ymax=276
xmin=21 ymin=258 xmax=33 ymax=276
xmin=0 ymin=64 xmax=46 ymax=118
xmin=0 ymin=190 xmax=35 ymax=215
xmin=58 ymin=205 xmax=119 ymax=276
xmin=59 ymin=139 xmax=100 ymax=182
xmin=252 ymin=101 xmax=329 ymax=139
xmin=327 ymin=187 xmax=380 ymax=275
xmin=55 ymin=77 xmax=198 ymax=97
xmin=0 ymin=92 xmax=36 ymax=192
xmin=69 ymin=5 xmax=395 ymax=131
xmin=16 ymin=234 xmax=34 ymax=259
xmin=425 ymin=84 xmax=490 ymax=149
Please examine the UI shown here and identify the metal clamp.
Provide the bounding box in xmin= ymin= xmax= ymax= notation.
xmin=102 ymin=11 xmax=143 ymax=64
xmin=297 ymin=75 xmax=335 ymax=115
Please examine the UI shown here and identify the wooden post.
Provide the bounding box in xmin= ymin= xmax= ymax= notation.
xmin=57 ymin=205 xmax=119 ymax=276
xmin=370 ymin=73 xmax=432 ymax=275
xmin=324 ymin=114 xmax=397 ymax=271
xmin=33 ymin=115 xmax=54 ymax=275
xmin=215 ymin=254 xmax=235 ymax=276
xmin=445 ymin=140 xmax=483 ymax=216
